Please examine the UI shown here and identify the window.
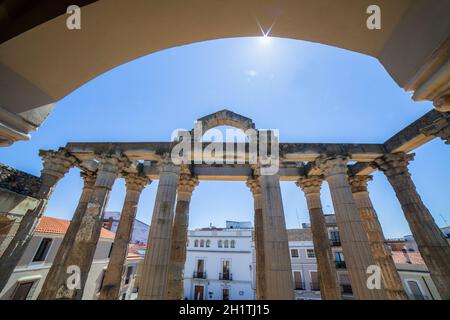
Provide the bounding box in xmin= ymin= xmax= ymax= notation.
xmin=293 ymin=271 xmax=303 ymax=290
xmin=206 ymin=240 xmax=210 ymax=247
xmin=200 ymin=240 xmax=205 ymax=247
xmin=224 ymin=240 xmax=229 ymax=248
xmin=124 ymin=266 xmax=133 ymax=285
xmin=108 ymin=243 xmax=113 ymax=258
xmin=222 ymin=288 xmax=230 ymax=300
xmin=218 ymin=240 xmax=222 ymax=248
xmin=230 ymin=240 xmax=235 ymax=248
xmin=306 ymin=249 xmax=315 ymax=258
xmin=11 ymin=281 xmax=35 ymax=300
xmin=33 ymin=238 xmax=52 ymax=262
xmin=97 ymin=270 xmax=106 ymax=293
xmin=407 ymin=280 xmax=425 ymax=300
xmin=221 ymin=260 xmax=231 ymax=280
xmin=290 ymin=249 xmax=299 ymax=258
xmin=194 ymin=239 xmax=199 ymax=247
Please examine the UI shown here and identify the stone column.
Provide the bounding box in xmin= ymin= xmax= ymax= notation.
xmin=349 ymin=175 xmax=408 ymax=300
xmin=165 ymin=168 xmax=198 ymax=300
xmin=257 ymin=168 xmax=294 ymax=300
xmin=296 ymin=176 xmax=342 ymax=300
xmin=316 ymin=156 xmax=386 ymax=300
xmin=38 ymin=171 xmax=96 ymax=300
xmin=373 ymin=152 xmax=450 ymax=300
xmin=0 ymin=148 xmax=75 ymax=293
xmin=99 ymin=173 xmax=150 ymax=300
xmin=247 ymin=177 xmax=266 ymax=300
xmin=138 ymin=158 xmax=180 ymax=300
xmin=52 ymin=154 xmax=126 ymax=300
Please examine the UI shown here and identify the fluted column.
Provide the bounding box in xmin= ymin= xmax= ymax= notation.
xmin=316 ymin=156 xmax=386 ymax=300
xmin=165 ymin=168 xmax=198 ymax=300
xmin=349 ymin=175 xmax=408 ymax=300
xmin=247 ymin=177 xmax=266 ymax=300
xmin=38 ymin=171 xmax=96 ymax=300
xmin=296 ymin=176 xmax=342 ymax=300
xmin=99 ymin=173 xmax=150 ymax=300
xmin=52 ymin=154 xmax=126 ymax=299
xmin=0 ymin=148 xmax=76 ymax=293
xmin=257 ymin=167 xmax=294 ymax=300
xmin=373 ymin=153 xmax=450 ymax=299
xmin=138 ymin=158 xmax=180 ymax=300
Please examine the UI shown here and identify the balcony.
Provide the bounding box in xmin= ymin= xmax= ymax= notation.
xmin=219 ymin=273 xmax=232 ymax=281
xmin=310 ymin=282 xmax=320 ymax=291
xmin=330 ymin=239 xmax=341 ymax=246
xmin=341 ymin=284 xmax=353 ymax=294
xmin=193 ymin=271 xmax=207 ymax=279
xmin=335 ymin=261 xmax=346 ymax=269
xmin=294 ymin=281 xmax=305 ymax=290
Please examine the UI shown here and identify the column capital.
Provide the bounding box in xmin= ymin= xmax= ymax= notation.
xmin=314 ymin=155 xmax=349 ymax=177
xmin=158 ymin=153 xmax=180 ymax=175
xmin=372 ymin=152 xmax=414 ymax=177
xmin=433 ymin=94 xmax=450 ymax=113
xmin=39 ymin=148 xmax=77 ymax=179
xmin=80 ymin=171 xmax=96 ymax=188
xmin=177 ymin=173 xmax=199 ymax=197
xmin=420 ymin=113 xmax=450 ymax=144
xmin=124 ymin=173 xmax=151 ymax=192
xmin=94 ymin=153 xmax=129 ymax=189
xmin=296 ymin=175 xmax=323 ymax=194
xmin=349 ymin=175 xmax=373 ymax=193
xmin=246 ymin=177 xmax=261 ymax=196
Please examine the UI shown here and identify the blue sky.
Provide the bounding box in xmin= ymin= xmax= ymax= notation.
xmin=1 ymin=37 xmax=449 ymax=238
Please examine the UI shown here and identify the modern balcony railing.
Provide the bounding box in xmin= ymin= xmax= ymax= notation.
xmin=310 ymin=282 xmax=320 ymax=291
xmin=193 ymin=271 xmax=207 ymax=279
xmin=341 ymin=284 xmax=353 ymax=294
xmin=219 ymin=273 xmax=232 ymax=281
xmin=335 ymin=261 xmax=346 ymax=269
xmin=294 ymin=281 xmax=305 ymax=290
xmin=330 ymin=239 xmax=341 ymax=246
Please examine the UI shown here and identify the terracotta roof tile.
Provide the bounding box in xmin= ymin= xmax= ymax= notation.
xmin=36 ymin=216 xmax=115 ymax=240
xmin=391 ymin=251 xmax=425 ymax=264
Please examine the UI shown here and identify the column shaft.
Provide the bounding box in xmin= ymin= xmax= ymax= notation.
xmin=318 ymin=156 xmax=386 ymax=299
xmin=258 ymin=172 xmax=294 ymax=300
xmin=48 ymin=155 xmax=124 ymax=299
xmin=166 ymin=171 xmax=198 ymax=300
xmin=374 ymin=153 xmax=450 ymax=299
xmin=99 ymin=174 xmax=149 ymax=300
xmin=297 ymin=177 xmax=342 ymax=300
xmin=0 ymin=149 xmax=75 ymax=293
xmin=138 ymin=160 xmax=179 ymax=300
xmin=38 ymin=171 xmax=96 ymax=300
xmin=247 ymin=178 xmax=266 ymax=300
xmin=350 ymin=175 xmax=408 ymax=300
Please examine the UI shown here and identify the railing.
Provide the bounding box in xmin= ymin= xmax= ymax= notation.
xmin=294 ymin=281 xmax=305 ymax=290
xmin=219 ymin=273 xmax=233 ymax=281
xmin=193 ymin=271 xmax=207 ymax=279
xmin=341 ymin=284 xmax=353 ymax=294
xmin=310 ymin=282 xmax=320 ymax=291
xmin=330 ymin=239 xmax=341 ymax=246
xmin=335 ymin=261 xmax=346 ymax=269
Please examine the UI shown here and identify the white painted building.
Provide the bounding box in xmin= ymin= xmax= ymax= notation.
xmin=103 ymin=211 xmax=149 ymax=244
xmin=183 ymin=221 xmax=255 ymax=300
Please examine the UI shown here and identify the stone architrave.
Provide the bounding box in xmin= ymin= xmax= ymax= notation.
xmin=0 ymin=148 xmax=76 ymax=293
xmin=138 ymin=157 xmax=180 ymax=300
xmin=165 ymin=167 xmax=198 ymax=300
xmin=99 ymin=173 xmax=150 ymax=300
xmin=296 ymin=176 xmax=342 ymax=300
xmin=373 ymin=153 xmax=450 ymax=300
xmin=247 ymin=177 xmax=266 ymax=300
xmin=38 ymin=171 xmax=96 ymax=300
xmin=349 ymin=175 xmax=408 ymax=300
xmin=316 ymin=156 xmax=386 ymax=300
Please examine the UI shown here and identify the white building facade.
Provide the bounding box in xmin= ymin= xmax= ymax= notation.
xmin=183 ymin=222 xmax=255 ymax=300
